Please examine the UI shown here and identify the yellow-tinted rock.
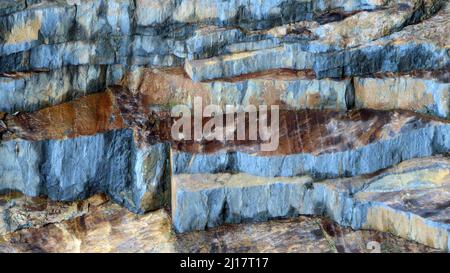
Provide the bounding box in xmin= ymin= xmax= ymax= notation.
xmin=0 ymin=198 xmax=440 ymax=253
xmin=132 ymin=67 xmax=352 ymax=111
xmin=354 ymin=75 xmax=449 ymax=119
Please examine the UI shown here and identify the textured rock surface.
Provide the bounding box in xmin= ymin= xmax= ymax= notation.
xmin=0 ymin=1 xmax=447 ymax=114
xmin=0 ymin=65 xmax=108 ymax=113
xmin=0 ymin=85 xmax=448 ymax=214
xmin=185 ymin=2 xmax=449 ymax=81
xmin=0 ymin=194 xmax=440 ymax=253
xmin=171 ymin=110 xmax=449 ymax=178
xmin=0 ymin=0 xmax=449 ymax=252
xmin=2 ymin=87 xmax=448 ymax=180
xmin=129 ymin=67 xmax=353 ymax=111
xmin=0 ymin=130 xmax=170 ymax=214
xmin=354 ymin=72 xmax=449 ymax=119
xmin=172 ymin=156 xmax=450 ymax=250
xmin=0 ymin=192 xmax=107 ymax=235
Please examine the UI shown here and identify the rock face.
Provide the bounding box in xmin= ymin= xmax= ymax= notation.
xmin=0 ymin=1 xmax=448 ymax=115
xmin=0 ymin=65 xmax=108 ymax=113
xmin=354 ymin=72 xmax=449 ymax=119
xmin=0 ymin=130 xmax=171 ymax=214
xmin=184 ymin=2 xmax=450 ymax=81
xmin=0 ymin=0 xmax=449 ymax=253
xmin=127 ymin=68 xmax=353 ymax=111
xmin=171 ymin=109 xmax=450 ymax=178
xmin=172 ymin=157 xmax=450 ymax=250
xmin=0 ymin=192 xmax=107 ymax=235
xmin=0 ymin=194 xmax=440 ymax=253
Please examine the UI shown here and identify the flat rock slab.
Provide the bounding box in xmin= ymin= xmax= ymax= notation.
xmin=0 ymin=196 xmax=440 ymax=253
xmin=172 ymin=156 xmax=450 ymax=250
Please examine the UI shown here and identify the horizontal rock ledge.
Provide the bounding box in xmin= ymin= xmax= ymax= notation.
xmin=185 ymin=3 xmax=449 ymax=81
xmin=172 ymin=156 xmax=450 ymax=251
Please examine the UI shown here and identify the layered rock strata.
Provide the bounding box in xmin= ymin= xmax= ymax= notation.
xmin=172 ymin=156 xmax=450 ymax=250
xmin=0 ymin=194 xmax=440 ymax=253
xmin=0 ymin=1 xmax=448 ymax=116
xmin=0 ymin=86 xmax=449 ymax=215
xmin=0 ymin=0 xmax=449 ymax=252
xmin=184 ymin=2 xmax=449 ymax=81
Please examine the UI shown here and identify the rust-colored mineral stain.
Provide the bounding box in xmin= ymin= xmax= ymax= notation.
xmin=135 ymin=68 xmax=317 ymax=109
xmin=150 ymin=108 xmax=443 ymax=156
xmin=3 ymin=87 xmax=447 ymax=157
xmin=6 ymin=90 xmax=125 ymax=140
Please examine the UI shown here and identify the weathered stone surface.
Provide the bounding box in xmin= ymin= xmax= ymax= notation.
xmin=354 ymin=72 xmax=449 ymax=119
xmin=4 ymin=90 xmax=125 ymax=140
xmin=129 ymin=67 xmax=353 ymax=111
xmin=182 ymin=0 xmax=427 ymax=61
xmin=0 ymin=0 xmax=393 ymax=63
xmin=0 ymin=3 xmax=76 ymax=56
xmin=171 ymin=109 xmax=450 ymax=179
xmin=184 ymin=2 xmax=449 ymax=81
xmin=0 ymin=0 xmax=133 ymax=56
xmin=0 ymin=0 xmax=26 ymax=17
xmin=135 ymin=0 xmax=388 ymax=30
xmin=2 ymin=86 xmax=448 ymax=179
xmin=319 ymin=156 xmax=450 ymax=251
xmin=0 ymin=65 xmax=108 ymax=113
xmin=0 ymin=130 xmax=171 ymax=214
xmin=0 ymin=196 xmax=440 ymax=253
xmin=0 ymin=0 xmax=449 ymax=252
xmin=0 ymin=1 xmax=447 ymax=118
xmin=314 ymin=3 xmax=450 ymax=79
xmin=172 ymin=156 xmax=450 ymax=250
xmin=172 ymin=173 xmax=313 ymax=232
xmin=0 ymin=40 xmax=118 ymax=73
xmin=1 ymin=1 xmax=446 ymax=77
xmin=0 ymin=192 xmax=107 ymax=235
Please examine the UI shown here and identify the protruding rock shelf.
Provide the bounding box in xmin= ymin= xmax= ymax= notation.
xmin=172 ymin=156 xmax=450 ymax=251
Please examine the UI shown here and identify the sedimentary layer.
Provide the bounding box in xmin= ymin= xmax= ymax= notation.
xmin=172 ymin=156 xmax=450 ymax=250
xmin=185 ymin=2 xmax=449 ymax=81
xmin=0 ymin=0 xmax=449 ymax=251
xmin=0 ymin=194 xmax=439 ymax=253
